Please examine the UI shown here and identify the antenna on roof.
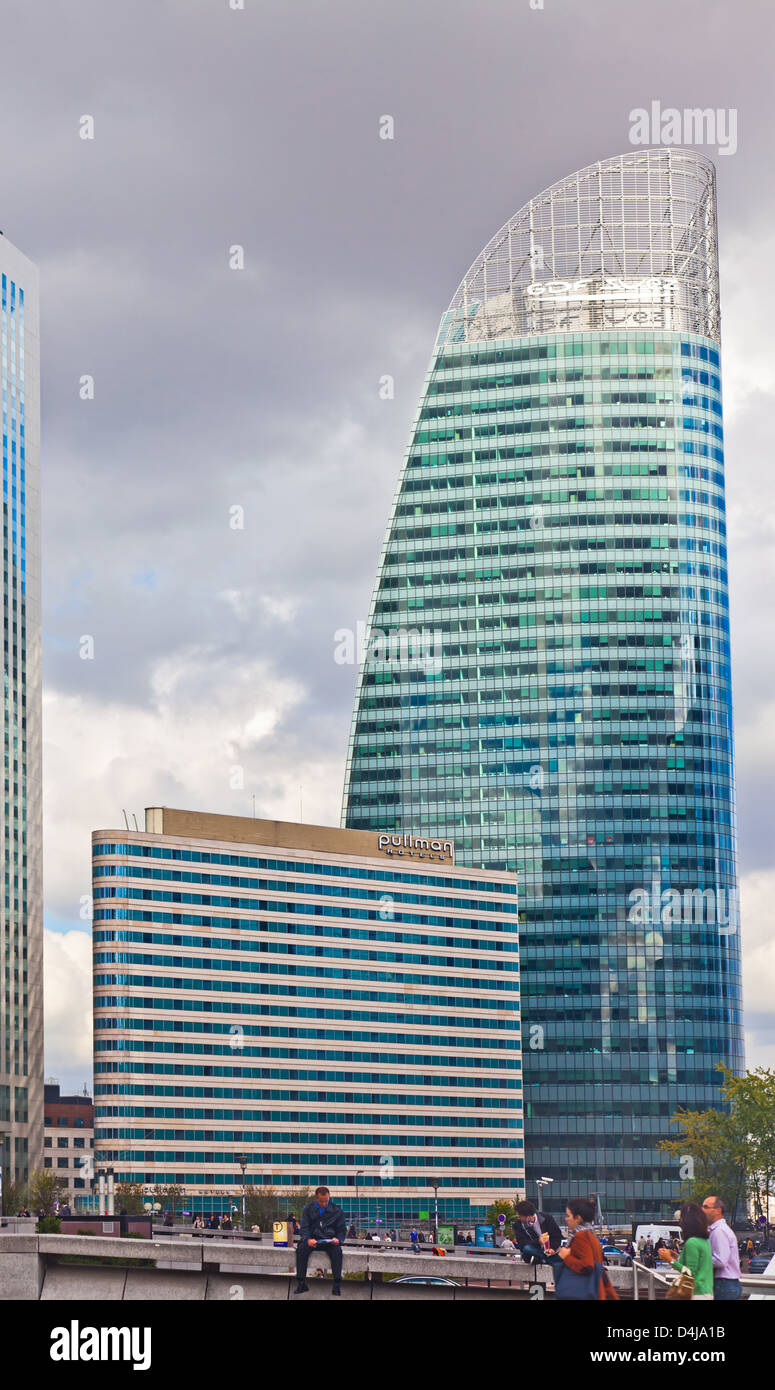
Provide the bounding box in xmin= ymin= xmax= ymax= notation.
xmin=122 ymin=809 xmax=129 ymax=830
xmin=132 ymin=813 xmax=139 ymax=831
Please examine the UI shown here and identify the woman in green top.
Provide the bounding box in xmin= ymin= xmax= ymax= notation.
xmin=661 ymin=1202 xmax=714 ymax=1298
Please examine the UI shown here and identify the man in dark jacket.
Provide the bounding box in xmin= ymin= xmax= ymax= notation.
xmin=513 ymin=1200 xmax=563 ymax=1262
xmin=294 ymin=1187 xmax=347 ymax=1295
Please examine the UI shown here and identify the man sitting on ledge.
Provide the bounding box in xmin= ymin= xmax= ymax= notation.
xmin=295 ymin=1187 xmax=347 ymax=1296
xmin=513 ymin=1199 xmax=564 ymax=1263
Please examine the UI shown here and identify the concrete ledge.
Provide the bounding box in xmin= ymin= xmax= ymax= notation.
xmin=290 ymin=1277 xmax=372 ymax=1300
xmin=206 ymin=1272 xmax=291 ymax=1301
xmin=202 ymin=1243 xmax=371 ymax=1276
xmin=445 ymin=1284 xmax=531 ymax=1300
xmin=368 ymin=1252 xmax=522 ymax=1281
xmin=41 ymin=1265 xmax=128 ymax=1300
xmin=0 ymin=1234 xmax=648 ymax=1299
xmin=0 ymin=1235 xmax=39 ymax=1254
xmin=40 ymin=1234 xmax=137 ymax=1260
xmin=39 ymin=1234 xmax=203 ymax=1266
xmin=303 ymin=1251 xmax=371 ymax=1276
xmin=132 ymin=1240 xmax=203 ymax=1266
xmin=0 ymin=1251 xmax=45 ymax=1300
xmin=200 ymin=1240 xmax=295 ymax=1271
xmin=124 ymin=1269 xmax=208 ymax=1300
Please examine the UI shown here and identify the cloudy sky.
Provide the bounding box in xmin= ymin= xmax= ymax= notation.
xmin=0 ymin=0 xmax=771 ymax=1091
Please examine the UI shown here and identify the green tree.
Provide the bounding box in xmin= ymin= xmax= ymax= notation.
xmin=657 ymin=1066 xmax=775 ymax=1224
xmin=721 ymin=1066 xmax=775 ymax=1233
xmin=485 ymin=1198 xmax=519 ymax=1231
xmin=243 ymin=1185 xmax=314 ymax=1230
xmin=284 ymin=1187 xmax=313 ymax=1219
xmin=0 ymin=1176 xmax=28 ymax=1216
xmin=28 ymin=1169 xmax=66 ymax=1218
xmin=659 ymin=1105 xmax=745 ymax=1218
xmin=115 ymin=1182 xmax=146 ymax=1216
xmin=153 ymin=1183 xmax=185 ymax=1220
xmin=245 ymin=1186 xmax=281 ymax=1230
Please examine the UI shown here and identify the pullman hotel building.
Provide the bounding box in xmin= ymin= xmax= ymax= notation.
xmin=91 ymin=807 xmax=523 ymax=1223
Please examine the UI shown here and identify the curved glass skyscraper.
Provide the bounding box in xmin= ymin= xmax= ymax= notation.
xmin=342 ymin=149 xmax=744 ymax=1222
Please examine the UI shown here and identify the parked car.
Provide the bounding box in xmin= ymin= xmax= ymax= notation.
xmin=748 ymin=1252 xmax=775 ymax=1300
xmin=393 ymin=1276 xmax=460 ymax=1286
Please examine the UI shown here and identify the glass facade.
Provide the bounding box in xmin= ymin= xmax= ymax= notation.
xmin=91 ymin=813 xmax=522 ymax=1223
xmin=342 ymin=150 xmax=744 ymax=1223
xmin=0 ymin=236 xmax=42 ymax=1188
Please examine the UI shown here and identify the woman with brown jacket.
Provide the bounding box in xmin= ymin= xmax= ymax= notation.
xmin=553 ymin=1197 xmax=620 ymax=1300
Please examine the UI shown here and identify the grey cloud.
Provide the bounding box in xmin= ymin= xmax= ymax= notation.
xmin=1 ymin=0 xmax=771 ymax=1074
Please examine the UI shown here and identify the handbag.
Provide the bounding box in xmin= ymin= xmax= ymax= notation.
xmin=553 ymin=1258 xmax=604 ymax=1301
xmin=666 ymin=1264 xmax=695 ymax=1300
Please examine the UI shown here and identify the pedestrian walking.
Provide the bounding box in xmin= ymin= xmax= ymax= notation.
xmin=552 ymin=1198 xmax=619 ymax=1300
xmin=701 ymin=1196 xmax=742 ymax=1300
xmin=660 ymin=1202 xmax=713 ymax=1300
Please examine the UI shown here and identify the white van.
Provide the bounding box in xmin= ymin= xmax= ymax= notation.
xmin=633 ymin=1223 xmax=681 ymax=1250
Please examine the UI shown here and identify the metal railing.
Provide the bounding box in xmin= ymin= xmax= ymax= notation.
xmin=631 ymin=1259 xmax=775 ymax=1301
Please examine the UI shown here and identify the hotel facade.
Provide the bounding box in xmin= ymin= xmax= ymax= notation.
xmin=92 ymin=807 xmax=522 ymax=1223
xmin=342 ymin=148 xmax=744 ymax=1222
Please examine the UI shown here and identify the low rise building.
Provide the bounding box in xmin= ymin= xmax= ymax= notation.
xmin=43 ymin=1082 xmax=93 ymax=1208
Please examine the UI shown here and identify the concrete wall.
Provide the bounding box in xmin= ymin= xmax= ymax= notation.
xmin=0 ymin=1233 xmax=580 ymax=1300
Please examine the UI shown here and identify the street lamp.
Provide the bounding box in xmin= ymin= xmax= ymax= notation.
xmin=591 ymin=1192 xmax=604 ymax=1232
xmin=355 ymin=1170 xmax=364 ymax=1236
xmin=237 ymin=1154 xmax=248 ymax=1232
xmin=430 ymin=1178 xmax=440 ymax=1245
xmin=537 ymin=1176 xmax=553 ymax=1215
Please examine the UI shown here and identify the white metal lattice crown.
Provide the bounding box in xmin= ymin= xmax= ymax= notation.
xmin=437 ymin=148 xmax=719 ymax=347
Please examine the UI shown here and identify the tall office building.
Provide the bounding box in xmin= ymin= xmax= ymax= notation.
xmin=92 ymin=807 xmax=522 ymax=1223
xmin=0 ymin=234 xmax=42 ymax=1196
xmin=342 ymin=149 xmax=744 ymax=1222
